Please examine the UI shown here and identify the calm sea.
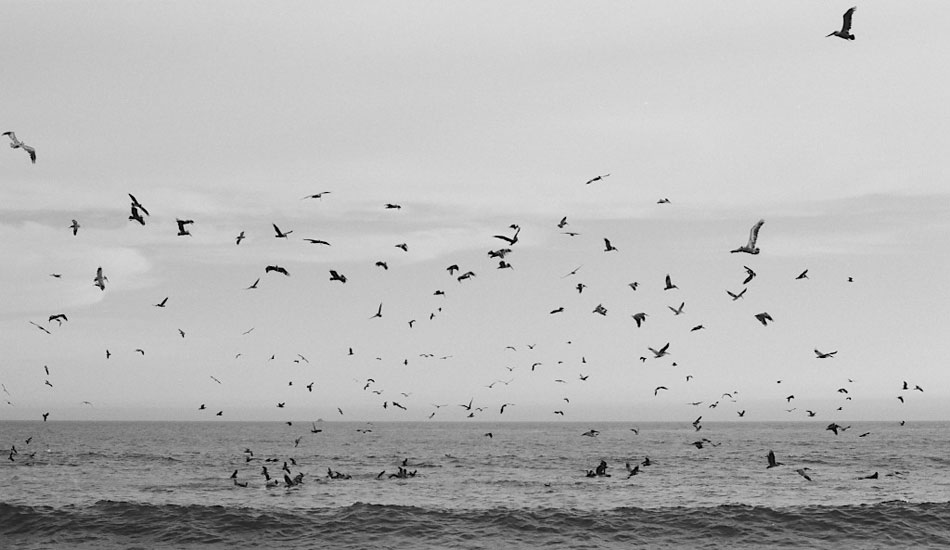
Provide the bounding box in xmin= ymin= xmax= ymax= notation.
xmin=2 ymin=421 xmax=949 ymax=549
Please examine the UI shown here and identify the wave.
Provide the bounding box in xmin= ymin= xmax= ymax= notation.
xmin=2 ymin=500 xmax=949 ymax=549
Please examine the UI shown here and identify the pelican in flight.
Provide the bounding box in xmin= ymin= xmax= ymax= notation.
xmin=827 ymin=7 xmax=856 ymax=40
xmin=2 ymin=131 xmax=36 ymax=163
xmin=731 ymin=219 xmax=765 ymax=254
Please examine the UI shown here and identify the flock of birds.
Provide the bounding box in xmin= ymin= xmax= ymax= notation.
xmin=1 ymin=7 xmax=931 ymax=488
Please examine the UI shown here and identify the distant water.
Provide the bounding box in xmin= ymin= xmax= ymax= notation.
xmin=2 ymin=421 xmax=949 ymax=549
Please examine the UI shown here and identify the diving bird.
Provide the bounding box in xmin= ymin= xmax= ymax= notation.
xmin=70 ymin=219 xmax=80 ymax=235
xmin=731 ymin=219 xmax=765 ymax=254
xmin=827 ymin=6 xmax=857 ymax=40
xmin=93 ymin=267 xmax=108 ymax=291
xmin=2 ymin=131 xmax=36 ymax=163
xmin=176 ymin=219 xmax=194 ymax=236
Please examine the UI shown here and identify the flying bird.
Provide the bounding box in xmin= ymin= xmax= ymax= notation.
xmin=302 ymin=191 xmax=331 ymax=200
xmin=235 ymin=231 xmax=246 ymax=245
xmin=303 ymin=238 xmax=331 ymax=245
xmin=2 ymin=131 xmax=36 ymax=163
xmin=654 ymin=386 xmax=668 ymax=396
xmin=395 ymin=243 xmax=408 ymax=252
xmin=265 ymin=265 xmax=289 ymax=276
xmin=664 ymin=274 xmax=678 ymax=290
xmin=727 ymin=288 xmax=747 ymax=301
xmin=754 ymin=312 xmax=773 ymax=326
xmin=272 ymin=224 xmax=292 ymax=238
xmin=48 ymin=314 xmax=67 ymax=326
xmin=668 ymin=302 xmax=685 ymax=316
xmin=648 ymin=343 xmax=670 ymax=358
xmin=603 ymin=238 xmax=618 ymax=252
xmin=70 ymin=219 xmax=80 ymax=235
xmin=128 ymin=194 xmax=150 ymax=216
xmin=827 ymin=6 xmax=857 ymax=40
xmin=129 ymin=205 xmax=146 ymax=225
xmin=742 ymin=266 xmax=756 ymax=285
xmin=93 ymin=267 xmax=108 ymax=291
xmin=154 ymin=297 xmax=168 ymax=308
xmin=796 ymin=269 xmax=809 ymax=280
xmin=796 ymin=468 xmax=812 ymax=481
xmin=584 ymin=173 xmax=609 ymax=185
xmin=176 ymin=219 xmax=194 ymax=236
xmin=814 ymin=349 xmax=837 ymax=359
xmin=370 ymin=303 xmax=383 ymax=319
xmin=494 ymin=227 xmax=521 ymax=246
xmin=329 ymin=270 xmax=347 ymax=283
xmin=632 ymin=313 xmax=647 ymax=328
xmin=731 ymin=219 xmax=765 ymax=254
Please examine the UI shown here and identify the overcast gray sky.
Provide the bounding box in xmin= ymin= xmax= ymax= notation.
xmin=2 ymin=1 xmax=947 ymax=422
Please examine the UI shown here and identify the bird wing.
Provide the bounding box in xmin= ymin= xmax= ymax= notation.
xmin=747 ymin=219 xmax=765 ymax=248
xmin=842 ymin=6 xmax=856 ymax=32
xmin=3 ymin=131 xmax=17 ymax=143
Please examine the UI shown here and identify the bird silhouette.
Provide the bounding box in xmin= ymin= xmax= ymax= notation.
xmin=731 ymin=219 xmax=765 ymax=254
xmin=235 ymin=231 xmax=246 ymax=245
xmin=370 ymin=303 xmax=382 ymax=319
xmin=664 ymin=274 xmax=678 ymax=290
xmin=814 ymin=349 xmax=837 ymax=359
xmin=827 ymin=6 xmax=856 ymax=40
xmin=584 ymin=173 xmax=609 ymax=185
xmin=176 ymin=219 xmax=194 ymax=236
xmin=742 ymin=266 xmax=756 ymax=285
xmin=129 ymin=205 xmax=146 ymax=225
xmin=754 ymin=312 xmax=773 ymax=326
xmin=129 ymin=194 xmax=150 ymax=216
xmin=265 ymin=265 xmax=289 ymax=276
xmin=2 ymin=131 xmax=36 ymax=163
xmin=632 ymin=313 xmax=647 ymax=327
xmin=796 ymin=269 xmax=809 ymax=280
xmin=302 ymin=191 xmax=331 ymax=199
xmin=93 ymin=267 xmax=108 ymax=291
xmin=668 ymin=302 xmax=685 ymax=315
xmin=70 ymin=219 xmax=80 ymax=235
xmin=603 ymin=238 xmax=618 ymax=252
xmin=727 ymin=288 xmax=747 ymax=301
xmin=272 ymin=224 xmax=292 ymax=238
xmin=648 ymin=343 xmax=670 ymax=358
xmin=154 ymin=297 xmax=168 ymax=308
xmin=329 ymin=270 xmax=347 ymax=283
xmin=766 ymin=450 xmax=783 ymax=468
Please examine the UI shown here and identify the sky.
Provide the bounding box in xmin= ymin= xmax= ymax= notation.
xmin=2 ymin=1 xmax=948 ymax=422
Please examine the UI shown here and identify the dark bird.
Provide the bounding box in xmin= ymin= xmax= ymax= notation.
xmin=690 ymin=325 xmax=705 ymax=332
xmin=129 ymin=205 xmax=146 ymax=225
xmin=632 ymin=313 xmax=647 ymax=327
xmin=657 ymin=198 xmax=670 ymax=204
xmin=235 ymin=231 xmax=246 ymax=245
xmin=584 ymin=173 xmax=609 ymax=185
xmin=668 ymin=302 xmax=685 ymax=316
xmin=858 ymin=472 xmax=878 ymax=480
xmin=664 ymin=274 xmax=677 ymax=290
xmin=302 ymin=191 xmax=331 ymax=200
xmin=603 ymin=238 xmax=618 ymax=252
xmin=727 ymin=288 xmax=747 ymax=301
xmin=557 ymin=216 xmax=568 ymax=228
xmin=648 ymin=343 xmax=670 ymax=358
xmin=70 ymin=219 xmax=80 ymax=235
xmin=246 ymin=278 xmax=260 ymax=289
xmin=742 ymin=266 xmax=756 ymax=285
xmin=176 ymin=219 xmax=194 ymax=236
xmin=796 ymin=269 xmax=809 ymax=280
xmin=786 ymin=395 xmax=795 ymax=402
xmin=265 ymin=265 xmax=290 ymax=276
xmin=827 ymin=6 xmax=857 ymax=40
xmin=154 ymin=297 xmax=168 ymax=308
xmin=384 ymin=203 xmax=402 ymax=209
xmin=375 ymin=261 xmax=388 ymax=270
xmin=814 ymin=349 xmax=837 ymax=359
xmin=731 ymin=219 xmax=765 ymax=254
xmin=370 ymin=303 xmax=383 ymax=319
xmin=129 ymin=194 xmax=150 ymax=216
xmin=93 ymin=267 xmax=108 ymax=291
xmin=303 ymin=238 xmax=331 ymax=245
xmin=457 ymin=271 xmax=476 ymax=282
xmin=392 ymin=401 xmax=407 ymax=410
xmin=42 ymin=412 xmax=49 ymax=421
xmin=766 ymin=450 xmax=783 ymax=469
xmin=550 ymin=307 xmax=564 ymax=314
xmin=826 ymin=422 xmax=843 ymax=435
xmin=272 ymin=224 xmax=293 ymax=238
xmin=48 ymin=314 xmax=67 ymax=326
xmin=914 ymin=385 xmax=924 ymax=392
xmin=754 ymin=312 xmax=773 ymax=326
xmin=2 ymin=131 xmax=36 ymax=163
xmin=494 ymin=227 xmax=521 ymax=246
xmin=592 ymin=304 xmax=607 ymax=316
xmin=654 ymin=386 xmax=668 ymax=396
xmin=796 ymin=468 xmax=812 ymax=481
xmin=329 ymin=270 xmax=347 ymax=283
xmin=277 ymin=402 xmax=285 ymax=408
xmin=897 ymin=396 xmax=904 ymax=403
xmin=135 ymin=348 xmax=145 ymax=355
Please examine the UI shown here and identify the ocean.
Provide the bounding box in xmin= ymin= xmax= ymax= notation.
xmin=2 ymin=421 xmax=949 ymax=549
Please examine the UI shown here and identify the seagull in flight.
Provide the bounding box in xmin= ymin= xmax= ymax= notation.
xmin=265 ymin=265 xmax=289 ymax=276
xmin=731 ymin=219 xmax=765 ymax=254
xmin=129 ymin=194 xmax=150 ymax=216
xmin=727 ymin=288 xmax=747 ymax=301
xmin=796 ymin=269 xmax=809 ymax=280
xmin=754 ymin=312 xmax=773 ymax=326
xmin=584 ymin=173 xmax=609 ymax=185
xmin=2 ymin=131 xmax=36 ymax=163
xmin=303 ymin=238 xmax=331 ymax=245
xmin=668 ymin=302 xmax=685 ymax=316
xmin=329 ymin=270 xmax=347 ymax=283
xmin=631 ymin=312 xmax=647 ymax=328
xmin=494 ymin=227 xmax=521 ymax=246
xmin=235 ymin=231 xmax=246 ymax=245
xmin=370 ymin=303 xmax=383 ymax=319
xmin=742 ymin=266 xmax=756 ymax=285
xmin=603 ymin=238 xmax=618 ymax=252
xmin=664 ymin=274 xmax=678 ymax=291
xmin=154 ymin=297 xmax=168 ymax=308
xmin=814 ymin=349 xmax=837 ymax=359
xmin=648 ymin=343 xmax=670 ymax=358
xmin=70 ymin=219 xmax=80 ymax=235
xmin=302 ymin=191 xmax=331 ymax=200
xmin=827 ymin=6 xmax=857 ymax=40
